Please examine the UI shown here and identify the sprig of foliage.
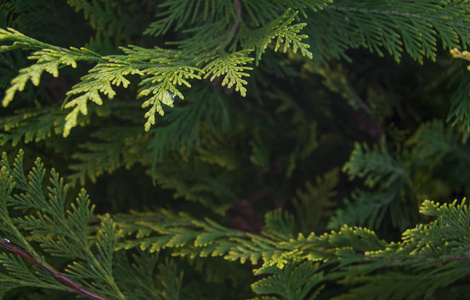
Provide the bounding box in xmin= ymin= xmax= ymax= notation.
xmin=63 ymin=60 xmax=143 ymax=133
xmin=251 ymin=258 xmax=324 ymax=300
xmin=342 ymin=141 xmax=404 ymax=189
xmin=201 ymin=50 xmax=254 ymax=97
xmin=238 ymin=10 xmax=313 ymax=64
xmin=292 ymin=168 xmax=339 ymax=234
xmin=0 ymin=28 xmax=99 ymax=108
xmin=0 ymin=107 xmax=67 ymax=146
xmin=0 ymin=150 xmax=189 ymax=299
xmin=333 ymin=199 xmax=470 ymax=300
xmin=306 ymin=0 xmax=470 ymax=66
xmin=0 ymin=150 xmax=122 ymax=299
xmin=1 ymin=7 xmax=314 ymax=137
xmin=68 ymin=125 xmax=151 ymax=186
xmin=0 ymin=28 xmax=204 ymax=136
xmin=114 ymin=251 xmax=183 ymax=300
xmin=138 ymin=64 xmax=203 ymax=131
xmin=333 ymin=120 xmax=470 ymax=230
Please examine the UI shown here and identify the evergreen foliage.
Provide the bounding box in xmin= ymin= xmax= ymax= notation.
xmin=1 ymin=0 xmax=470 ymax=299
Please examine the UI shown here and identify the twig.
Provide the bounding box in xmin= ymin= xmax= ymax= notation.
xmin=216 ymin=0 xmax=242 ymax=51
xmin=0 ymin=238 xmax=109 ymax=300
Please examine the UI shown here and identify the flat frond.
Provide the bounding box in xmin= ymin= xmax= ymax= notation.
xmin=0 ymin=150 xmax=124 ymax=299
xmin=202 ymin=50 xmax=254 ymax=97
xmin=342 ymin=141 xmax=404 ymax=189
xmin=64 ymin=60 xmax=143 ymax=136
xmin=0 ymin=107 xmax=68 ymax=146
xmin=239 ymin=10 xmax=313 ymax=64
xmin=293 ymin=168 xmax=339 ymax=234
xmin=407 ymin=120 xmax=457 ymax=161
xmin=139 ymin=65 xmax=203 ymax=131
xmin=151 ymin=160 xmax=238 ymax=213
xmin=263 ymin=209 xmax=296 ymax=239
xmin=68 ymin=125 xmax=149 ymax=185
xmin=196 ymin=128 xmax=239 ymax=171
xmin=1 ymin=48 xmax=81 ymax=107
xmin=252 ymin=259 xmax=324 ymax=300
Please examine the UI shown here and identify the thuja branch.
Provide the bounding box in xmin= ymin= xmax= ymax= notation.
xmin=0 ymin=238 xmax=109 ymax=300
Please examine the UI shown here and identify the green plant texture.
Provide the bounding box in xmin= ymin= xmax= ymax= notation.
xmin=1 ymin=1 xmax=470 ymax=299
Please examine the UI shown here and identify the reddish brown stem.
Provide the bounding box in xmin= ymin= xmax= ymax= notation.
xmin=217 ymin=0 xmax=242 ymax=50
xmin=0 ymin=238 xmax=109 ymax=300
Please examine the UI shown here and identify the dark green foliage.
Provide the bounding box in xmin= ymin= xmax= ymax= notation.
xmin=1 ymin=1 xmax=470 ymax=299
